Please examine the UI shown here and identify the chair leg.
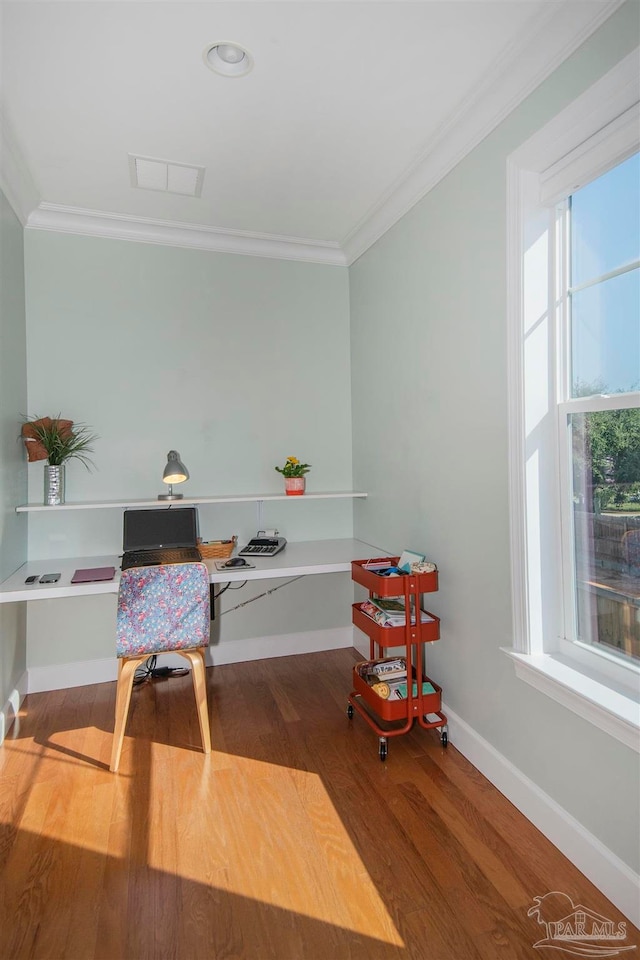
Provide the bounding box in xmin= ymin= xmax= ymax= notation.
xmin=110 ymin=656 xmax=144 ymax=772
xmin=179 ymin=648 xmax=212 ymax=754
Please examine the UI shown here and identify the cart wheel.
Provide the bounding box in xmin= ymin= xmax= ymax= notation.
xmin=441 ymin=730 xmax=448 ymax=749
xmin=347 ymin=703 xmax=354 ymax=720
xmin=378 ymin=738 xmax=388 ymax=762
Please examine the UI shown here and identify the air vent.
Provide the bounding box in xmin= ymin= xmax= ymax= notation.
xmin=128 ymin=155 xmax=205 ymax=197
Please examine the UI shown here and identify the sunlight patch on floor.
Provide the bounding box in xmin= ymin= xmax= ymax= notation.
xmin=5 ymin=735 xmax=404 ymax=947
xmin=155 ymin=752 xmax=405 ymax=947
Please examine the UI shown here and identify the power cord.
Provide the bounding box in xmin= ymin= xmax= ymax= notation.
xmin=133 ymin=654 xmax=189 ymax=685
xmin=212 ymin=579 xmax=248 ymax=601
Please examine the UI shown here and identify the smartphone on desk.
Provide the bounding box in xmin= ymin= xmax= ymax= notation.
xmin=39 ymin=573 xmax=61 ymax=583
xmin=238 ymin=535 xmax=287 ymax=558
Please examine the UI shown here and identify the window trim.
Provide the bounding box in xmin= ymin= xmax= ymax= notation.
xmin=504 ymin=49 xmax=640 ymax=751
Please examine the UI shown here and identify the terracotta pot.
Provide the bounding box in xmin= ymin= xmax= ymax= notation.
xmin=284 ymin=476 xmax=306 ymax=496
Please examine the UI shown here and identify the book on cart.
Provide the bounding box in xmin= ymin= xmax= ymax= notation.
xmin=355 ymin=660 xmax=436 ymax=701
xmin=359 ymin=597 xmax=435 ymax=628
xmin=369 ymin=678 xmax=437 ymax=701
xmin=383 ymin=678 xmax=436 ymax=700
xmin=359 ymin=657 xmax=407 ymax=681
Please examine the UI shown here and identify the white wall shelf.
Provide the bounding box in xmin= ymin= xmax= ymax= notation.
xmin=16 ymin=491 xmax=367 ymax=513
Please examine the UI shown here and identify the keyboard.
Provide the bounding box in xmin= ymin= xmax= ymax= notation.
xmin=121 ymin=547 xmax=202 ymax=571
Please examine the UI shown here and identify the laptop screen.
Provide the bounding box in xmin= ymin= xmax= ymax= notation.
xmin=123 ymin=507 xmax=198 ymax=551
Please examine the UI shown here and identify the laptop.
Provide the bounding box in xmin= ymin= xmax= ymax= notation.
xmin=121 ymin=507 xmax=202 ymax=571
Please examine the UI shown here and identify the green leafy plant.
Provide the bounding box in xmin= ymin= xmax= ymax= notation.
xmin=275 ymin=456 xmax=311 ymax=478
xmin=21 ymin=415 xmax=98 ymax=469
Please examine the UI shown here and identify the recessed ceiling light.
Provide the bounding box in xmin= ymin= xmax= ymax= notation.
xmin=204 ymin=42 xmax=253 ymax=78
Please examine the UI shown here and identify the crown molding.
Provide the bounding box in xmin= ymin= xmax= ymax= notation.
xmin=341 ymin=0 xmax=626 ymax=265
xmin=12 ymin=0 xmax=625 ymax=268
xmin=26 ymin=203 xmax=347 ymax=266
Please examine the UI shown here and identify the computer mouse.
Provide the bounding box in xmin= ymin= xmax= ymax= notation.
xmin=224 ymin=557 xmax=247 ymax=567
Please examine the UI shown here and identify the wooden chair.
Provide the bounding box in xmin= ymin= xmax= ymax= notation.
xmin=110 ymin=561 xmax=211 ymax=772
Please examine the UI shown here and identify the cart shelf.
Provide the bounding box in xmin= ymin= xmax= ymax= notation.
xmin=347 ymin=556 xmax=447 ymax=760
xmin=352 ymin=602 xmax=441 ymax=647
xmin=351 ymin=557 xmax=438 ymax=595
xmin=351 ymin=664 xmax=442 ymax=723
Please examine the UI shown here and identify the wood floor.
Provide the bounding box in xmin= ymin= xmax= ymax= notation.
xmin=0 ymin=648 xmax=636 ymax=960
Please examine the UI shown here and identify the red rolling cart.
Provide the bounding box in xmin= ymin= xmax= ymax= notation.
xmin=347 ymin=557 xmax=447 ymax=761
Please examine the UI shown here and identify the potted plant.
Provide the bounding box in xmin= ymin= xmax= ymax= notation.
xmin=21 ymin=415 xmax=98 ymax=505
xmin=275 ymin=456 xmax=311 ymax=496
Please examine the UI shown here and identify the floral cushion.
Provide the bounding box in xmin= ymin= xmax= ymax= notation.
xmin=116 ymin=562 xmax=210 ymax=658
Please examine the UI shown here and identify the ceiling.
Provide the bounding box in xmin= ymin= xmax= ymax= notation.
xmin=0 ymin=1 xmax=622 ymax=265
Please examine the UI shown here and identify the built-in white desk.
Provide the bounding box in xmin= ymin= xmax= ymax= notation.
xmin=0 ymin=539 xmax=387 ymax=604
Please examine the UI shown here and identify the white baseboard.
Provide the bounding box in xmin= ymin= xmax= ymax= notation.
xmin=28 ymin=657 xmax=118 ymax=693
xmin=26 ymin=627 xmax=354 ymax=694
xmin=443 ymin=703 xmax=640 ymax=927
xmin=352 ymin=625 xmax=405 ymax=660
xmin=0 ymin=669 xmax=28 ymax=745
xmin=353 ymin=627 xmax=369 ymax=658
xmin=208 ymin=626 xmax=354 ymax=666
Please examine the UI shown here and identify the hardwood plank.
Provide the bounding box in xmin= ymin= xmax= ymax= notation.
xmin=93 ymin=818 xmax=131 ymax=960
xmin=420 ymin=741 xmax=633 ymax=923
xmin=394 ymin=777 xmax=533 ymax=958
xmin=0 ymin=648 xmax=637 ymax=960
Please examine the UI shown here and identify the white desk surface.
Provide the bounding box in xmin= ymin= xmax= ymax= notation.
xmin=0 ymin=539 xmax=388 ymax=603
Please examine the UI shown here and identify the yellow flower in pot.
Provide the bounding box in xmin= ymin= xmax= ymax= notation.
xmin=275 ymin=456 xmax=311 ymax=495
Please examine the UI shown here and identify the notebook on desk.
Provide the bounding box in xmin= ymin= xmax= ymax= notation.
xmin=71 ymin=566 xmax=116 ymax=583
xmin=121 ymin=507 xmax=202 ymax=571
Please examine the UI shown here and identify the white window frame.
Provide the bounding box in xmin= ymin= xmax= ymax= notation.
xmin=504 ymin=49 xmax=640 ymax=751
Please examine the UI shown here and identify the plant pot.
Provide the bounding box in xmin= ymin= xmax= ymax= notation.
xmin=284 ymin=477 xmax=306 ymax=496
xmin=44 ymin=464 xmax=65 ymax=505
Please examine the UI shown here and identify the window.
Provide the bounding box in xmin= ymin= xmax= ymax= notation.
xmin=560 ymin=153 xmax=640 ymax=666
xmin=506 ymin=51 xmax=640 ymax=749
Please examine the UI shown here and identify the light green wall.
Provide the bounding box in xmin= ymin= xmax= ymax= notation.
xmin=0 ymin=186 xmax=28 ymax=715
xmin=350 ymin=2 xmax=640 ymax=872
xmin=24 ymin=233 xmax=353 ymax=557
xmin=22 ymin=233 xmax=354 ymax=665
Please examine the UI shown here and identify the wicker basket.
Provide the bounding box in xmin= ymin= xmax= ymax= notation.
xmin=197 ymin=536 xmax=237 ymax=559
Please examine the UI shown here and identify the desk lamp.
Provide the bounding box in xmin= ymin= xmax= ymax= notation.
xmin=158 ymin=450 xmax=189 ymax=500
